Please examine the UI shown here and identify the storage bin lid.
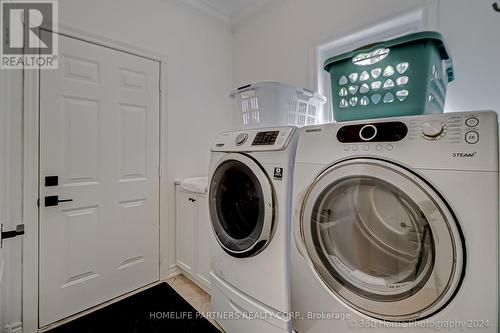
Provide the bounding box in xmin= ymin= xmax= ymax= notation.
xmin=324 ymin=31 xmax=454 ymax=81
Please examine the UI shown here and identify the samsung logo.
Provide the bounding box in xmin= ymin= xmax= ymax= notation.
xmin=305 ymin=128 xmax=322 ymax=133
xmin=452 ymin=152 xmax=477 ymax=158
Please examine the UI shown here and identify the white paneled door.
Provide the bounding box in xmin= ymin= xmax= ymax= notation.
xmin=39 ymin=34 xmax=160 ymax=327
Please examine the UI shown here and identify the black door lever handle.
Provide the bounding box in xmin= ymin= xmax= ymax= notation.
xmin=0 ymin=224 xmax=25 ymax=248
xmin=45 ymin=195 xmax=73 ymax=207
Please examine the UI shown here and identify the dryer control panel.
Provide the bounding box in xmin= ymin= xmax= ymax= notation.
xmin=211 ymin=127 xmax=296 ymax=152
xmin=297 ymin=111 xmax=498 ymax=172
xmin=334 ymin=113 xmax=488 ymax=146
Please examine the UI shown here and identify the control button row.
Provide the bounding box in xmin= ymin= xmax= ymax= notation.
xmin=344 ymin=144 xmax=394 ymax=152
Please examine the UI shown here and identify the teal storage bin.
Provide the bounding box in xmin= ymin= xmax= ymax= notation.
xmin=324 ymin=31 xmax=454 ymax=122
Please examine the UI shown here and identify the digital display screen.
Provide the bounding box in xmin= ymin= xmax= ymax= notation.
xmin=337 ymin=122 xmax=408 ymax=143
xmin=252 ymin=131 xmax=279 ymax=145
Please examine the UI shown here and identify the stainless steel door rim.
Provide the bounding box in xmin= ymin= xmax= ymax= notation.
xmin=209 ymin=153 xmax=275 ymax=257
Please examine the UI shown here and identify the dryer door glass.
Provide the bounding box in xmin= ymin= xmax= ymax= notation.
xmin=300 ymin=159 xmax=464 ymax=321
xmin=312 ymin=177 xmax=434 ymax=300
xmin=210 ymin=156 xmax=274 ymax=257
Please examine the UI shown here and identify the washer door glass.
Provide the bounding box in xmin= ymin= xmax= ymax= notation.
xmin=300 ymin=159 xmax=464 ymax=321
xmin=210 ymin=154 xmax=274 ymax=257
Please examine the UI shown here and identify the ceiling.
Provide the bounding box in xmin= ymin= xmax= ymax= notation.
xmin=201 ymin=0 xmax=259 ymax=16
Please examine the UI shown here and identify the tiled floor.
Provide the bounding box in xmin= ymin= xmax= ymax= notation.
xmin=167 ymin=274 xmax=223 ymax=332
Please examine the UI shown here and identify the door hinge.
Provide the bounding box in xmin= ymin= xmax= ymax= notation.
xmin=4 ymin=27 xmax=9 ymax=46
xmin=1 ymin=224 xmax=25 ymax=248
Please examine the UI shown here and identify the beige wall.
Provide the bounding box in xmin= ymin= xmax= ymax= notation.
xmin=438 ymin=0 xmax=500 ymax=113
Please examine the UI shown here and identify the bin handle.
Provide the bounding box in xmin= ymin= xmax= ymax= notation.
xmin=297 ymin=88 xmax=314 ymax=101
xmin=352 ymin=42 xmax=381 ymax=54
xmin=236 ymin=83 xmax=257 ymax=99
xmin=237 ymin=83 xmax=252 ymax=91
xmin=443 ymin=59 xmax=455 ymax=82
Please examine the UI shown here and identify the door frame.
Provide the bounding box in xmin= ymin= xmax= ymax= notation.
xmin=0 ymin=67 xmax=24 ymax=333
xmin=23 ymin=24 xmax=168 ymax=332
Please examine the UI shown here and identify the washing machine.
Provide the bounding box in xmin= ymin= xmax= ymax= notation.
xmin=291 ymin=111 xmax=499 ymax=333
xmin=208 ymin=127 xmax=298 ymax=333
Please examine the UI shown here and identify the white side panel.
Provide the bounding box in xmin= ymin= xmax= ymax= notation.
xmin=196 ymin=195 xmax=211 ymax=289
xmin=175 ymin=189 xmax=198 ymax=275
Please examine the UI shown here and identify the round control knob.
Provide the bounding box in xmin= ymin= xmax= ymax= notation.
xmin=359 ymin=125 xmax=377 ymax=141
xmin=235 ymin=133 xmax=248 ymax=146
xmin=421 ymin=120 xmax=446 ymax=139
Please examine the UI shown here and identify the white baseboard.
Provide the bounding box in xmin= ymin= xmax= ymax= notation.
xmin=167 ymin=265 xmax=181 ymax=278
xmin=176 ymin=267 xmax=211 ymax=295
xmin=5 ymin=322 xmax=23 ymax=333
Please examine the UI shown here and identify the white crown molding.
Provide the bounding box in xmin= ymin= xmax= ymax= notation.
xmin=177 ymin=0 xmax=280 ymax=31
xmin=178 ymin=0 xmax=231 ymax=25
xmin=230 ymin=0 xmax=283 ymax=32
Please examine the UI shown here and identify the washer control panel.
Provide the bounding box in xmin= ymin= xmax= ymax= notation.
xmin=252 ymin=131 xmax=279 ymax=146
xmin=212 ymin=127 xmax=296 ymax=152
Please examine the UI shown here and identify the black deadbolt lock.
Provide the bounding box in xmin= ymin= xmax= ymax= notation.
xmin=45 ymin=176 xmax=58 ymax=187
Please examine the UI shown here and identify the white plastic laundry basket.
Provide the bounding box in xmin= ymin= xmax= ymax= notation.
xmin=230 ymin=82 xmax=327 ymax=128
